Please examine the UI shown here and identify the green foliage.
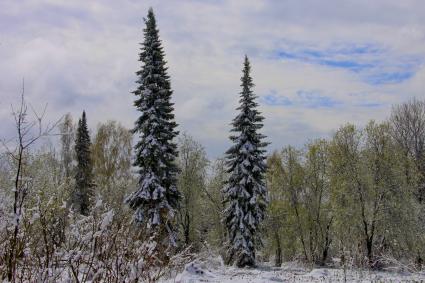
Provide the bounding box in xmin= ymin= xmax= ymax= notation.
xmin=328 ymin=122 xmax=417 ymax=266
xmin=203 ymin=158 xmax=227 ymax=252
xmin=176 ymin=133 xmax=208 ymax=250
xmin=59 ymin=113 xmax=75 ymax=180
xmin=263 ymin=121 xmax=423 ymax=269
xmin=266 ymin=144 xmax=333 ymax=266
xmin=92 ymin=120 xmax=134 ymax=211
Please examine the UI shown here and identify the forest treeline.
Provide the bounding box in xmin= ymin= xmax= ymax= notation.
xmin=2 ymin=91 xmax=425 ymax=282
xmin=1 ymin=7 xmax=425 ymax=283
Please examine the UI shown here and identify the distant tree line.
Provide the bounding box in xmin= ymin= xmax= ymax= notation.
xmin=265 ymin=113 xmax=425 ymax=269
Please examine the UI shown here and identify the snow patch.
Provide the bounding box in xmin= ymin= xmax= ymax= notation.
xmin=162 ymin=260 xmax=425 ymax=283
xmin=303 ymin=268 xmax=330 ymax=279
xmin=100 ymin=210 xmax=114 ymax=230
xmin=174 ymin=262 xmax=217 ymax=282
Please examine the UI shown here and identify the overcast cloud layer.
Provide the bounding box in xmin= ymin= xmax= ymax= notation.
xmin=1 ymin=0 xmax=425 ymax=157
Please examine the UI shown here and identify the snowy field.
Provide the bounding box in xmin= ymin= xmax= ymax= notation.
xmin=162 ymin=258 xmax=425 ymax=283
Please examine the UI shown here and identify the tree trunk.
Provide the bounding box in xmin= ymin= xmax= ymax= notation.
xmin=274 ymin=231 xmax=282 ymax=267
xmin=366 ymin=237 xmax=373 ymax=267
xmin=320 ymin=218 xmax=332 ymax=266
xmin=184 ymin=211 xmax=190 ymax=246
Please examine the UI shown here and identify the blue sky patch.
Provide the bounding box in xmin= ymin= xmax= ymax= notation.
xmin=357 ymin=102 xmax=384 ymax=108
xmin=319 ymin=59 xmax=374 ymax=72
xmin=262 ymin=90 xmax=293 ymax=106
xmin=365 ymin=71 xmax=416 ymax=85
xmin=262 ymin=89 xmax=340 ymax=108
xmin=273 ymin=42 xmax=422 ymax=85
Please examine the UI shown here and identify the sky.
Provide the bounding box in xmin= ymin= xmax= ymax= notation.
xmin=1 ymin=0 xmax=425 ymax=158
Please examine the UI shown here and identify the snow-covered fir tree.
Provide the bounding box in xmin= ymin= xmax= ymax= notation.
xmin=73 ymin=111 xmax=94 ymax=216
xmin=126 ymin=8 xmax=180 ymax=252
xmin=223 ymin=56 xmax=268 ymax=267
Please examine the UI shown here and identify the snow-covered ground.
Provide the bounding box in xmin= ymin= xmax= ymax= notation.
xmin=162 ymin=258 xmax=425 ymax=283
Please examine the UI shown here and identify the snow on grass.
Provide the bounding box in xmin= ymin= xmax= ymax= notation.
xmin=161 ymin=258 xmax=425 ymax=283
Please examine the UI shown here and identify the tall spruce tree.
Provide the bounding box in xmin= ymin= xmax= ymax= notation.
xmin=223 ymin=56 xmax=268 ymax=267
xmin=126 ymin=8 xmax=180 ymax=250
xmin=73 ymin=111 xmax=93 ymax=216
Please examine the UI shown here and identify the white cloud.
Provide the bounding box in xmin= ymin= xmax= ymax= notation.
xmin=1 ymin=0 xmax=425 ymax=157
